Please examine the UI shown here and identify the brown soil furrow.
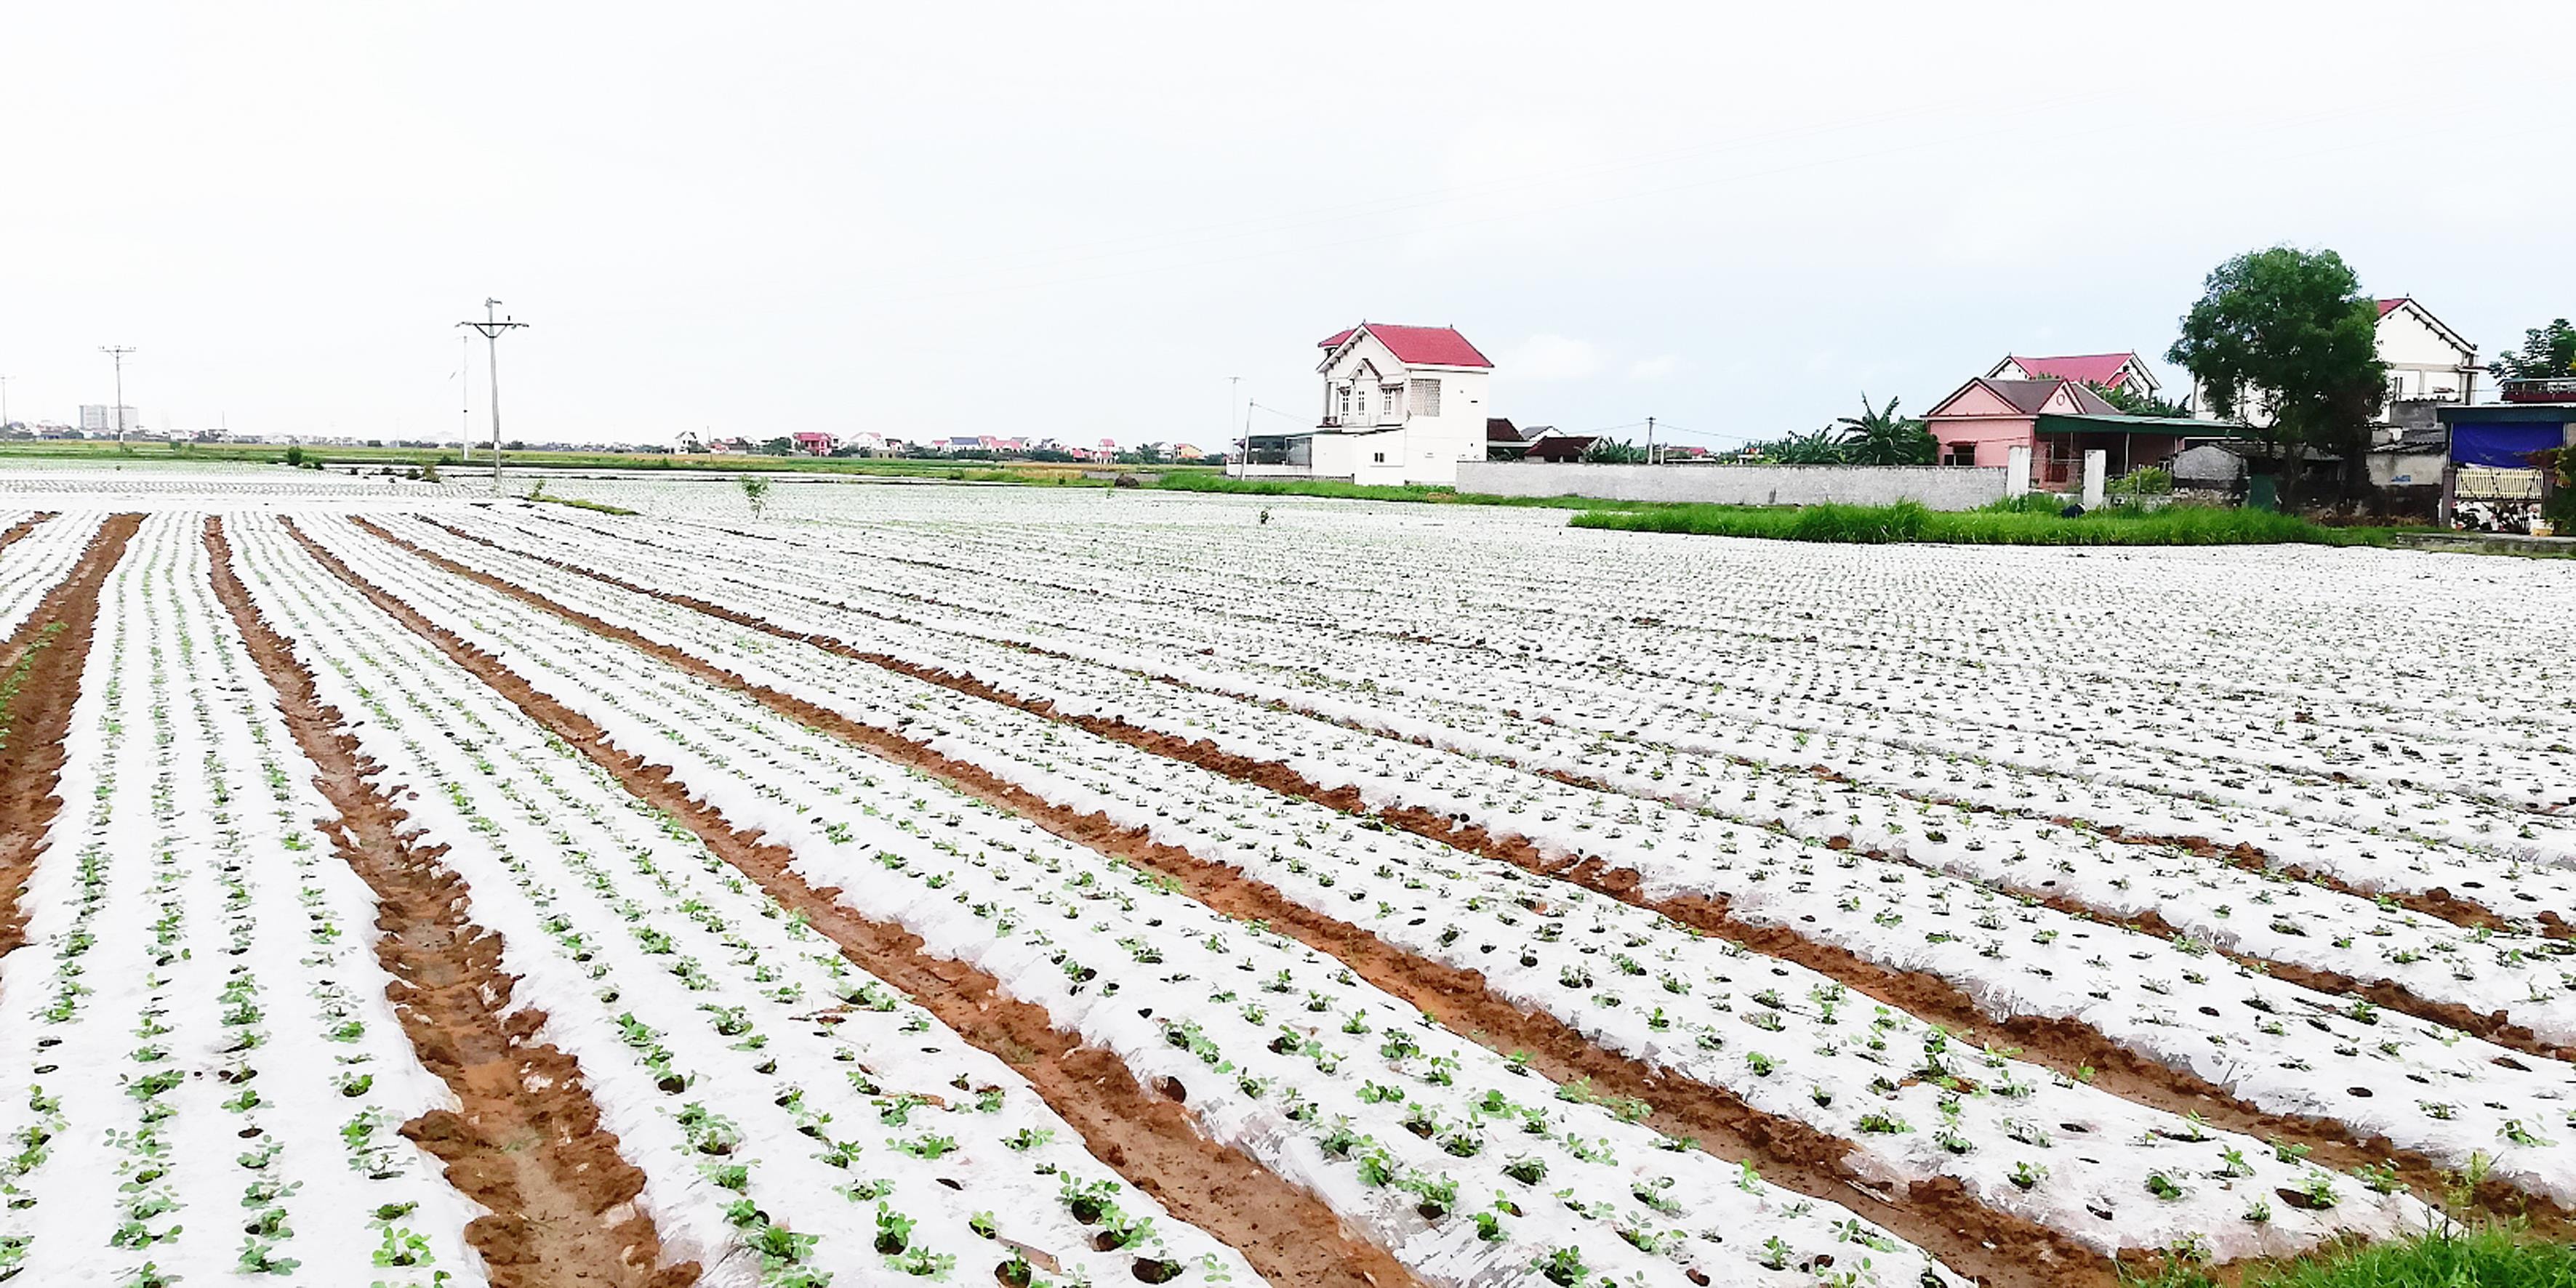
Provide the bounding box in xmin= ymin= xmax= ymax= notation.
xmin=203 ymin=518 xmax=695 ymax=1288
xmin=290 ymin=520 xmax=1422 ymax=1288
xmin=0 ymin=514 xmax=138 ymax=961
xmin=463 ymin=512 xmax=2551 ymax=942
xmin=0 ymin=512 xmax=57 ymax=555
xmin=353 ymin=526 xmax=2134 ymax=1284
xmin=391 ymin=518 xmax=2576 ymax=1231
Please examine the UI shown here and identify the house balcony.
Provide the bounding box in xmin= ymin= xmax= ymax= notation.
xmin=2502 ymin=377 xmax=2576 ymax=404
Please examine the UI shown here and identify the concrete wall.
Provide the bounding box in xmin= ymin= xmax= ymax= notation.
xmin=1456 ymin=462 xmax=2007 ymax=509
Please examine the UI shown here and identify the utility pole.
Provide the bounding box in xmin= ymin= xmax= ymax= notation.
xmin=1645 ymin=415 xmax=1656 ymax=465
xmin=100 ymin=346 xmax=136 ymax=446
xmin=0 ymin=375 xmax=10 ymax=432
xmin=457 ymin=299 xmax=526 ymax=494
xmin=1227 ymin=375 xmax=1240 ymax=470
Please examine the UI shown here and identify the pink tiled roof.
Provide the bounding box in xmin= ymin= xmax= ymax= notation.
xmin=2007 ymin=353 xmax=2140 ymax=387
xmin=1316 ymin=323 xmax=1494 ymax=369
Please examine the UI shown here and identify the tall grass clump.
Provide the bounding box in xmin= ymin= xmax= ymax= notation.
xmin=2138 ymin=1225 xmax=2576 ymax=1288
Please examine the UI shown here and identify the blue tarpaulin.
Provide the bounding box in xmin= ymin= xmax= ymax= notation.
xmin=2450 ymin=422 xmax=2565 ymax=468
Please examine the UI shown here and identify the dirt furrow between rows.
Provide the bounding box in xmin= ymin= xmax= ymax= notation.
xmin=470 ymin=513 xmax=2547 ymax=945
xmin=292 ymin=520 xmax=1424 ymax=1288
xmin=0 ymin=512 xmax=57 ymax=555
xmin=495 ymin=508 xmax=2564 ymax=934
xmin=204 ymin=518 xmax=697 ymax=1288
xmin=362 ymin=527 xmax=2134 ymax=1284
xmin=0 ymin=513 xmax=137 ymax=962
xmin=406 ymin=518 xmax=2570 ymax=1232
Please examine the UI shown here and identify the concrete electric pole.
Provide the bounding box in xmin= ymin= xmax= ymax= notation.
xmin=100 ymin=347 xmax=135 ymax=446
xmin=457 ymin=299 xmax=527 ymax=494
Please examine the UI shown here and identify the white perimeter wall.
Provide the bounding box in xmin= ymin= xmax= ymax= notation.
xmin=1458 ymin=462 xmax=2008 ymax=509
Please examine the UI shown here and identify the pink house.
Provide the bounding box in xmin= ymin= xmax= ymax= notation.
xmin=1924 ymin=377 xmax=2196 ymax=488
xmin=1984 ymin=352 xmax=2163 ymax=399
xmin=790 ymin=431 xmax=836 ymax=456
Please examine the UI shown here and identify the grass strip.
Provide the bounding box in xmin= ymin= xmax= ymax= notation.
xmin=2140 ymin=1225 xmax=2576 ymax=1288
xmin=528 ymin=494 xmax=640 ymax=516
xmin=1569 ymin=499 xmax=2407 ymax=546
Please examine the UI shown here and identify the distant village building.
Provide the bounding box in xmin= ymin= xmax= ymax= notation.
xmin=1986 ymin=353 xmax=2162 ymax=399
xmin=1923 ymin=377 xmax=2204 ymax=487
xmin=2372 ymin=298 xmax=2480 ymax=405
xmin=790 ymin=431 xmax=835 ymax=456
xmin=1235 ymin=323 xmax=1494 ymax=486
xmin=1519 ymin=427 xmax=1598 ymax=462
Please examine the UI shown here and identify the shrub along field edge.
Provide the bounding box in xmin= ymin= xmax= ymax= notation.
xmin=1162 ymin=474 xmax=2410 ymax=546
xmin=1568 ymin=499 xmax=2405 ymax=547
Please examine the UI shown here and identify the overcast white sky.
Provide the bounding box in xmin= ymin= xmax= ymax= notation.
xmin=4 ymin=1 xmax=2570 ymax=448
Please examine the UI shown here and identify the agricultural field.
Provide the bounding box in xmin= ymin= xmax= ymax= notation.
xmin=0 ymin=467 xmax=2570 ymax=1288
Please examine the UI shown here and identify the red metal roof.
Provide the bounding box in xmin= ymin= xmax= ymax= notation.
xmin=2377 ymin=297 xmax=2407 ymax=318
xmin=1315 ymin=323 xmax=1493 ymax=369
xmin=2006 ymin=353 xmax=2139 ymax=387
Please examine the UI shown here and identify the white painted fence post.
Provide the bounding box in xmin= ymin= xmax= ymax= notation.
xmin=2082 ymin=450 xmax=2107 ymax=510
xmin=2005 ymin=446 xmax=2031 ymax=498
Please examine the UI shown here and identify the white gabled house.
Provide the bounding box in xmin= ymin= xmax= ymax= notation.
xmin=1234 ymin=322 xmax=1494 ymax=486
xmin=2372 ymin=297 xmax=2479 ymax=405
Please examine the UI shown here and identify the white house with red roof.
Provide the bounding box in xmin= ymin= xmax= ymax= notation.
xmin=1235 ymin=322 xmax=1494 ymax=486
xmin=2372 ymin=297 xmax=2479 ymax=404
xmin=1984 ymin=352 xmax=2163 ymax=399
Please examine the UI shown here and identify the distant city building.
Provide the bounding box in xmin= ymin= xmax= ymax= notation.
xmin=79 ymin=405 xmax=140 ymax=436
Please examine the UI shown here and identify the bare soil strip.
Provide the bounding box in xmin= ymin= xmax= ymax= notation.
xmin=204 ymin=518 xmax=696 ymax=1288
xmin=0 ymin=514 xmax=137 ymax=961
xmin=358 ymin=528 xmax=2142 ymax=1284
xmin=405 ymin=520 xmax=2576 ymax=1232
xmin=0 ymin=512 xmax=56 ymax=555
xmin=296 ymin=520 xmax=1423 ymax=1288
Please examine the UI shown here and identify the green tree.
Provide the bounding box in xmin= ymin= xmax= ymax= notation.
xmin=739 ymin=475 xmax=771 ymax=519
xmin=2495 ymin=318 xmax=2576 ymax=382
xmin=2167 ymin=246 xmax=2388 ymax=508
xmin=1755 ymin=427 xmax=1846 ymax=464
xmin=1835 ymin=394 xmax=1935 ymax=466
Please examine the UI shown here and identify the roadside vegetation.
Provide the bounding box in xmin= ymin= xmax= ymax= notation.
xmin=1164 ymin=474 xmax=2415 ymax=546
xmin=1570 ymin=496 xmax=2403 ymax=545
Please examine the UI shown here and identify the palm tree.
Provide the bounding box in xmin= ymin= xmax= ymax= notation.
xmin=1763 ymin=427 xmax=1846 ymax=464
xmin=1837 ymin=394 xmax=1935 ymax=466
